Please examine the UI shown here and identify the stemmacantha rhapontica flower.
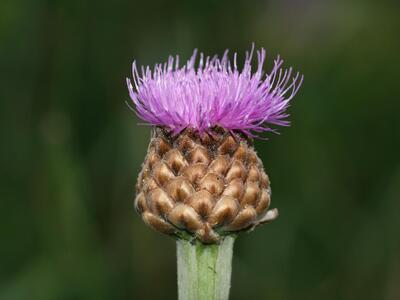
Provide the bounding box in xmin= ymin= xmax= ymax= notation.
xmin=127 ymin=46 xmax=303 ymax=243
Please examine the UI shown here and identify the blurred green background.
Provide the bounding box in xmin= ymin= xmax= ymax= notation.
xmin=1 ymin=0 xmax=399 ymax=299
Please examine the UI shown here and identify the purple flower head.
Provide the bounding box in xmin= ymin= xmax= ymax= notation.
xmin=126 ymin=45 xmax=303 ymax=137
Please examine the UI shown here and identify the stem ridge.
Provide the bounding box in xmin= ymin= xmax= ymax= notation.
xmin=177 ymin=236 xmax=235 ymax=300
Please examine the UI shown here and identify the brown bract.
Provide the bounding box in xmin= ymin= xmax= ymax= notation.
xmin=135 ymin=127 xmax=278 ymax=243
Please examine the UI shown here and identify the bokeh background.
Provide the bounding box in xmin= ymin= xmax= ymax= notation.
xmin=1 ymin=0 xmax=400 ymax=299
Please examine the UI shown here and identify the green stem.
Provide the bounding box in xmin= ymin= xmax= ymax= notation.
xmin=176 ymin=236 xmax=235 ymax=300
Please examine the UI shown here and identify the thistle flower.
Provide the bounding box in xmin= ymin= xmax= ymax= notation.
xmin=127 ymin=46 xmax=302 ymax=137
xmin=127 ymin=45 xmax=303 ymax=300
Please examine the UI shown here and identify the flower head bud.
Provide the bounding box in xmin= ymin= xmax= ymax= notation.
xmin=135 ymin=127 xmax=277 ymax=243
xmin=128 ymin=45 xmax=302 ymax=243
